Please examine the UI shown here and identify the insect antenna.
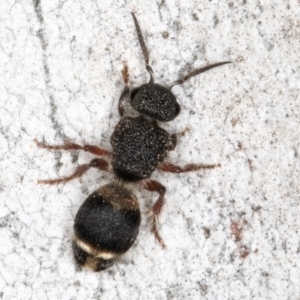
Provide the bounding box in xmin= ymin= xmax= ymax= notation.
xmin=131 ymin=13 xmax=154 ymax=83
xmin=169 ymin=61 xmax=231 ymax=89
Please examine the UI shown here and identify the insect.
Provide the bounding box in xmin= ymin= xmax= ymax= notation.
xmin=35 ymin=13 xmax=231 ymax=272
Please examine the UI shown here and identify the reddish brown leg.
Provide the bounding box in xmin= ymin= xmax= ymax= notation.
xmin=158 ymin=162 xmax=221 ymax=173
xmin=118 ymin=61 xmax=130 ymax=117
xmin=34 ymin=139 xmax=110 ymax=156
xmin=38 ymin=158 xmax=110 ymax=184
xmin=142 ymin=180 xmax=166 ymax=248
xmin=168 ymin=128 xmax=190 ymax=151
xmin=122 ymin=61 xmax=129 ymax=85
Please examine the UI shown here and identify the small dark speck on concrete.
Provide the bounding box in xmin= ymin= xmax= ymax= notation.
xmin=199 ymin=279 xmax=208 ymax=295
xmin=264 ymin=40 xmax=274 ymax=51
xmin=159 ymin=0 xmax=165 ymax=7
xmin=213 ymin=14 xmax=219 ymax=27
xmin=192 ymin=13 xmax=199 ymax=21
xmin=252 ymin=205 xmax=261 ymax=212
xmin=107 ymin=270 xmax=114 ymax=276
xmin=81 ymin=185 xmax=89 ymax=195
xmin=203 ymin=227 xmax=211 ymax=238
xmin=162 ymin=31 xmax=169 ymax=39
xmin=71 ymin=152 xmax=79 ymax=163
xmin=294 ymin=149 xmax=298 ymax=157
xmin=74 ymin=280 xmax=81 ymax=286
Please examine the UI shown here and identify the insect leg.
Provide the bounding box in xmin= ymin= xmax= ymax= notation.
xmin=142 ymin=180 xmax=166 ymax=248
xmin=118 ymin=61 xmax=130 ymax=117
xmin=34 ymin=139 xmax=111 ymax=156
xmin=38 ymin=158 xmax=110 ymax=184
xmin=158 ymin=162 xmax=221 ymax=173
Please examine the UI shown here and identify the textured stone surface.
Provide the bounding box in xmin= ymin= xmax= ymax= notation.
xmin=1 ymin=0 xmax=300 ymax=299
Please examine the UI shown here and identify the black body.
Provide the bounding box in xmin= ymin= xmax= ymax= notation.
xmin=111 ymin=116 xmax=171 ymax=181
xmin=73 ymin=183 xmax=141 ymax=271
xmin=130 ymin=84 xmax=180 ymax=122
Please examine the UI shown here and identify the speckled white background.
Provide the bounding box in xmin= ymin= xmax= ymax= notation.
xmin=1 ymin=0 xmax=300 ymax=299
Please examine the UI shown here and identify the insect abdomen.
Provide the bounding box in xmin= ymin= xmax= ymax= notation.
xmin=73 ymin=183 xmax=141 ymax=271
